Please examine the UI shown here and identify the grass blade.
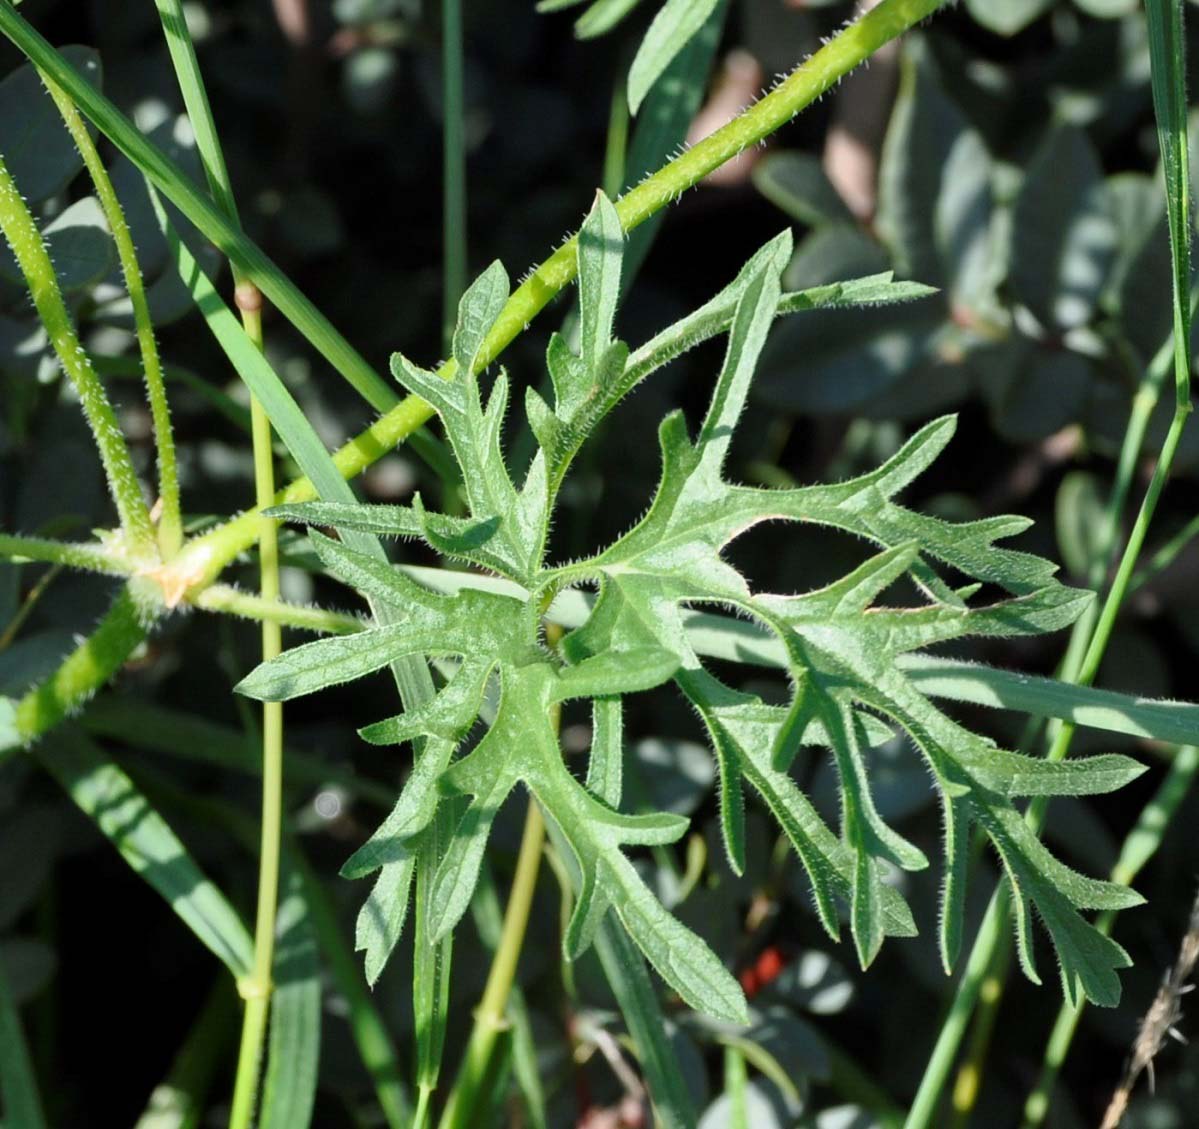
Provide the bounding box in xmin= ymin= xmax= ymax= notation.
xmin=132 ymin=978 xmax=237 ymax=1129
xmin=0 ymin=953 xmax=47 ymax=1129
xmin=297 ymin=854 xmax=412 ymax=1129
xmin=594 ymin=918 xmax=697 ymax=1129
xmin=1146 ymin=0 xmax=1193 ymax=411
xmin=257 ymin=860 xmax=321 ymax=1129
xmin=35 ymin=730 xmax=254 ymax=978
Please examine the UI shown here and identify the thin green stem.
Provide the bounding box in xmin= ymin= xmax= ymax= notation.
xmin=228 ymin=301 xmax=286 ymax=1129
xmin=0 ymin=151 xmax=156 ymax=551
xmin=0 ymin=534 xmax=130 ymax=576
xmin=40 ymin=72 xmax=183 ymax=557
xmin=192 ymin=585 xmax=364 ymax=634
xmin=441 ymin=0 xmax=466 ymax=352
xmin=1019 ymin=744 xmax=1199 ymax=1129
xmin=947 ymin=929 xmax=1012 ymax=1128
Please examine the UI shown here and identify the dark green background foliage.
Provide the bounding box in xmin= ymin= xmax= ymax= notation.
xmin=2 ymin=1 xmax=1199 ymax=1127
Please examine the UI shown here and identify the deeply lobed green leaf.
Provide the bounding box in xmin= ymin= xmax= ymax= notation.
xmin=241 ymin=192 xmax=1145 ymax=1015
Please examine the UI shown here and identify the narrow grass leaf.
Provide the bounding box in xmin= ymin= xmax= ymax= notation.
xmin=258 ymin=860 xmax=321 ymax=1129
xmin=36 ymin=731 xmax=254 ymax=978
xmin=0 ymin=954 xmax=46 ymax=1129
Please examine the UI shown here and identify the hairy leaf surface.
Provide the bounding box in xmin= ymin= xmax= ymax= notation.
xmin=242 ymin=192 xmax=1143 ymax=1013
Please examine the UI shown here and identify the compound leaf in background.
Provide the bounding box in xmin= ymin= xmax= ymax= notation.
xmin=877 ymin=44 xmax=994 ymax=305
xmin=1009 ymin=125 xmax=1118 ymax=330
xmin=964 ymin=0 xmax=1053 ymax=36
xmin=25 ymin=197 xmax=112 ymax=292
xmin=752 ymin=151 xmax=856 ymax=229
xmin=0 ymin=46 xmax=100 ymax=204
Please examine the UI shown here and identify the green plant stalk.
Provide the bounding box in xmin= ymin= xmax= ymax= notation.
xmin=947 ymin=929 xmax=1012 ymax=1129
xmin=193 ymin=585 xmax=364 ymax=635
xmin=1 ymin=0 xmax=947 ymax=740
xmin=40 ymin=72 xmax=183 ymax=557
xmin=441 ymin=0 xmax=467 ymax=352
xmin=1019 ymin=743 xmax=1199 ymax=1129
xmin=227 ymin=304 xmax=286 ymax=1129
xmin=0 ymin=151 xmax=155 ymax=551
xmin=436 ymin=799 xmax=548 ymax=1129
xmin=0 ymin=534 xmax=128 ymax=575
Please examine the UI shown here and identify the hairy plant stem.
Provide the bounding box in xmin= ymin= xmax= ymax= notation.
xmin=0 ymin=151 xmax=155 ymax=551
xmin=441 ymin=0 xmax=466 ymax=352
xmin=2 ymin=0 xmax=946 ymax=744
xmin=0 ymin=535 xmax=128 ymax=576
xmin=193 ymin=586 xmax=364 ymax=635
xmin=40 ymin=72 xmax=182 ymax=557
xmin=13 ymin=587 xmax=149 ymax=741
